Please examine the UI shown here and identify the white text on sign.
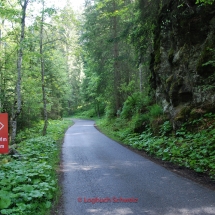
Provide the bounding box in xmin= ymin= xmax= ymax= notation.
xmin=0 ymin=137 xmax=7 ymax=142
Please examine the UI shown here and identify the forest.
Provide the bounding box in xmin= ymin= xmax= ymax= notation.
xmin=0 ymin=0 xmax=215 ymax=214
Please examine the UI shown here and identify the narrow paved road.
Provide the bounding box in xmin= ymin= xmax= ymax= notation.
xmin=62 ymin=119 xmax=215 ymax=215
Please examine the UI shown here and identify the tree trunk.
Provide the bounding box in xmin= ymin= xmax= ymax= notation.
xmin=112 ymin=0 xmax=121 ymax=113
xmin=139 ymin=63 xmax=143 ymax=92
xmin=0 ymin=25 xmax=2 ymax=111
xmin=0 ymin=21 xmax=6 ymax=113
xmin=65 ymin=43 xmax=73 ymax=114
xmin=11 ymin=0 xmax=28 ymax=144
xmin=40 ymin=0 xmax=48 ymax=136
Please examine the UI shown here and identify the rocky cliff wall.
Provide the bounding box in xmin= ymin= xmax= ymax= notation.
xmin=150 ymin=0 xmax=215 ymax=128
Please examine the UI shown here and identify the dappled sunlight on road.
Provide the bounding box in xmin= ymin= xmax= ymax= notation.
xmin=65 ymin=132 xmax=83 ymax=135
xmin=73 ymin=124 xmax=95 ymax=127
xmin=62 ymin=162 xmax=101 ymax=172
xmin=86 ymin=207 xmax=134 ymax=215
xmin=61 ymin=159 xmax=152 ymax=173
xmin=165 ymin=206 xmax=215 ymax=215
xmin=65 ymin=131 xmax=97 ymax=136
xmin=82 ymin=206 xmax=215 ymax=215
xmin=136 ymin=207 xmax=215 ymax=215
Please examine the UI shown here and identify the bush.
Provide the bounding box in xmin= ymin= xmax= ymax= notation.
xmin=0 ymin=120 xmax=72 ymax=215
xmin=105 ymin=104 xmax=116 ymax=119
xmin=148 ymin=104 xmax=163 ymax=121
xmin=80 ymin=109 xmax=96 ymax=118
xmin=120 ymin=93 xmax=151 ymax=119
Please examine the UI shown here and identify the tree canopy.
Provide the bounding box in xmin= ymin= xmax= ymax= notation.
xmin=0 ymin=0 xmax=83 ymax=139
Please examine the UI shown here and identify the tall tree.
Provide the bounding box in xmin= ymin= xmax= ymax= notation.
xmin=39 ymin=0 xmax=48 ymax=135
xmin=0 ymin=20 xmax=4 ymax=112
xmin=53 ymin=4 xmax=83 ymax=114
xmin=81 ymin=0 xmax=138 ymax=116
xmin=112 ymin=0 xmax=121 ymax=112
xmin=11 ymin=0 xmax=29 ymax=144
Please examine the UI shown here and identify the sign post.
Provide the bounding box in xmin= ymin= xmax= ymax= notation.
xmin=0 ymin=113 xmax=9 ymax=154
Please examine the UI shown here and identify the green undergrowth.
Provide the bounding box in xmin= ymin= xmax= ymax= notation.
xmin=0 ymin=119 xmax=73 ymax=215
xmin=96 ymin=113 xmax=215 ymax=180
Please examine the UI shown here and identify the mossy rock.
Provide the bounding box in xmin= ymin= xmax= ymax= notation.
xmin=190 ymin=108 xmax=206 ymax=120
xmin=164 ymin=75 xmax=173 ymax=96
xmin=197 ymin=36 xmax=215 ymax=77
xmin=154 ymin=48 xmax=161 ymax=64
xmin=170 ymin=77 xmax=183 ymax=93
xmin=197 ymin=53 xmax=214 ymax=78
xmin=154 ymin=35 xmax=162 ymax=64
xmin=201 ymin=103 xmax=215 ymax=113
xmin=166 ymin=75 xmax=173 ymax=84
xmin=174 ymin=106 xmax=192 ymax=121
xmin=169 ymin=78 xmax=184 ymax=106
xmin=168 ymin=48 xmax=174 ymax=64
xmin=151 ymin=116 xmax=165 ymax=135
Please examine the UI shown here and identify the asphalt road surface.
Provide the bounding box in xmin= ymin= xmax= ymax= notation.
xmin=62 ymin=119 xmax=215 ymax=215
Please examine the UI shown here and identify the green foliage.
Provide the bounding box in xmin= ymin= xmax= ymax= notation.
xmin=119 ymin=97 xmax=163 ymax=133
xmin=120 ymin=93 xmax=151 ymax=119
xmin=77 ymin=108 xmax=96 ymax=118
xmin=148 ymin=104 xmax=163 ymax=119
xmin=104 ymin=103 xmax=116 ymax=119
xmin=0 ymin=119 xmax=72 ymax=215
xmin=160 ymin=121 xmax=172 ymax=136
xmin=0 ymin=191 xmax=11 ymax=209
xmin=196 ymin=0 xmax=215 ymax=4
xmin=120 ymin=95 xmax=138 ymax=119
xmin=0 ymin=1 xmax=81 ymax=134
xmin=132 ymin=0 xmax=157 ymax=55
xmin=201 ymin=48 xmax=215 ymax=68
xmin=81 ymin=0 xmax=138 ymax=116
xmin=96 ymin=113 xmax=215 ymax=180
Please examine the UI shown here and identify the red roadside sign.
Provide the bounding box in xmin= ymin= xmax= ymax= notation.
xmin=0 ymin=113 xmax=9 ymax=154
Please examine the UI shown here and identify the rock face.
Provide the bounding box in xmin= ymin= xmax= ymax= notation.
xmin=150 ymin=0 xmax=215 ymax=127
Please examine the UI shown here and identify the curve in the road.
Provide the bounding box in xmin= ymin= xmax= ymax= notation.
xmin=62 ymin=119 xmax=215 ymax=215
